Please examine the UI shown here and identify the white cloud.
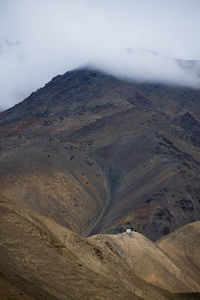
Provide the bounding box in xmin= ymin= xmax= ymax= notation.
xmin=0 ymin=0 xmax=200 ymax=110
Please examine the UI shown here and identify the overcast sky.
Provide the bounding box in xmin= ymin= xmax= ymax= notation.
xmin=0 ymin=0 xmax=200 ymax=110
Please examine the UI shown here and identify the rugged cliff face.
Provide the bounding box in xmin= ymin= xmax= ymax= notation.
xmin=0 ymin=68 xmax=200 ymax=240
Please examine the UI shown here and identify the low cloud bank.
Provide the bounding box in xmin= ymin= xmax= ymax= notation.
xmin=93 ymin=49 xmax=200 ymax=88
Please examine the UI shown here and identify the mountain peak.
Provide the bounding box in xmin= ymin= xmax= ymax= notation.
xmin=0 ymin=67 xmax=148 ymax=126
xmin=0 ymin=67 xmax=200 ymax=243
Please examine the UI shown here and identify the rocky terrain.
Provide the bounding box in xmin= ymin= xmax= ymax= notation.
xmin=0 ymin=67 xmax=200 ymax=298
xmin=0 ymin=68 xmax=200 ymax=241
xmin=0 ymin=194 xmax=200 ymax=299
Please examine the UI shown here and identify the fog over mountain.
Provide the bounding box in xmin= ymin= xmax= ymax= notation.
xmin=0 ymin=0 xmax=200 ymax=109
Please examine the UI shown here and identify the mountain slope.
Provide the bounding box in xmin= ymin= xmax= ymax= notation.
xmin=1 ymin=194 xmax=199 ymax=299
xmin=90 ymin=227 xmax=200 ymax=294
xmin=0 ymin=68 xmax=200 ymax=240
xmin=1 ymin=194 xmax=184 ymax=300
xmin=156 ymin=221 xmax=200 ymax=287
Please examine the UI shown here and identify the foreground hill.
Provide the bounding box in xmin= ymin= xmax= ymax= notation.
xmin=156 ymin=221 xmax=200 ymax=288
xmin=0 ymin=68 xmax=200 ymax=240
xmin=0 ymin=194 xmax=180 ymax=300
xmin=1 ymin=194 xmax=200 ymax=299
xmin=90 ymin=221 xmax=200 ymax=294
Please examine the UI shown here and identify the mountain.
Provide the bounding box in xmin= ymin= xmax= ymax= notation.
xmin=1 ymin=67 xmax=200 ymax=299
xmin=0 ymin=67 xmax=200 ymax=242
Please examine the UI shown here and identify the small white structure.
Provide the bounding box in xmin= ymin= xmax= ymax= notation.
xmin=126 ymin=227 xmax=136 ymax=233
